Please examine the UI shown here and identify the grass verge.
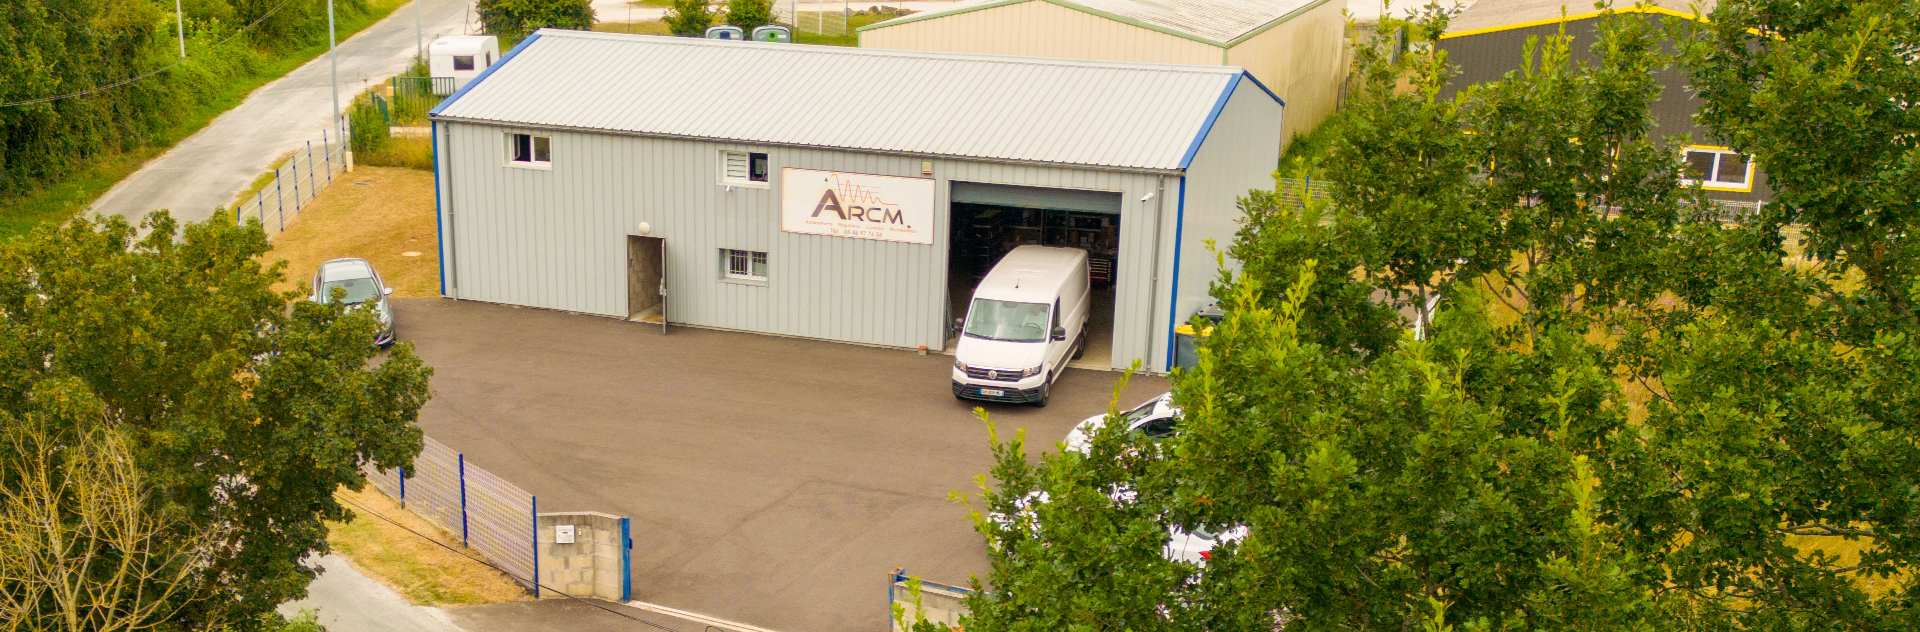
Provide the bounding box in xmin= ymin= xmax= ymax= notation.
xmin=594 ymin=20 xmax=674 ymax=35
xmin=328 ymin=485 xmax=531 ymax=606
xmin=265 ymin=166 xmax=439 ymax=297
xmin=0 ymin=0 xmax=409 ymax=240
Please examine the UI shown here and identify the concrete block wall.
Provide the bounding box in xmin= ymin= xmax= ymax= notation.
xmin=537 ymin=512 xmax=628 ymax=601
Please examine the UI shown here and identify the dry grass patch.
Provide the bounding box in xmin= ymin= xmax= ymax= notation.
xmin=594 ymin=20 xmax=671 ymax=35
xmin=328 ymin=486 xmax=531 ymax=606
xmin=265 ymin=166 xmax=439 ymax=298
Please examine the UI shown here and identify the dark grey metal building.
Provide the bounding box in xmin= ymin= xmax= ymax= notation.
xmin=428 ymin=30 xmax=1284 ymax=372
xmin=1436 ymin=0 xmax=1770 ymax=204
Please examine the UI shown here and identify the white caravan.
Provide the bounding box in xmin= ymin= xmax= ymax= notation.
xmin=952 ymin=246 xmax=1090 ymax=407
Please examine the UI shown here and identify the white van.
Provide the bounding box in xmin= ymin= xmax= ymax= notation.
xmin=952 ymin=246 xmax=1091 ymax=407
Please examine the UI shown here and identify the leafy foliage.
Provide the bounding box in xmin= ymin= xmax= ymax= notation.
xmin=725 ymin=0 xmax=773 ymax=34
xmin=664 ymin=0 xmax=716 ymax=36
xmin=959 ymin=2 xmax=1920 ymax=630
xmin=0 ymin=0 xmax=371 ymax=204
xmin=0 ymin=212 xmax=433 ymax=627
xmin=477 ymin=0 xmax=594 ymax=43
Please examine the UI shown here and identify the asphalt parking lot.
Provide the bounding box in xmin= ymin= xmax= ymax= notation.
xmin=394 ymin=298 xmax=1169 ymax=632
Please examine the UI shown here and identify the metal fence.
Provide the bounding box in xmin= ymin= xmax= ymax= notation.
xmin=232 ymin=131 xmax=347 ymax=238
xmin=890 ymin=569 xmax=972 ymax=632
xmin=363 ymin=436 xmax=539 ymax=593
xmin=775 ymin=0 xmax=913 ymax=36
xmin=1271 ymin=176 xmax=1765 ymax=223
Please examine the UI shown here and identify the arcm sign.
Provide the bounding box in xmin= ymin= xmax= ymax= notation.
xmin=781 ymin=168 xmax=936 ymax=245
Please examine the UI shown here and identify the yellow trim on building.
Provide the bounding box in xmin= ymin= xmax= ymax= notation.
xmin=1439 ymin=5 xmax=1697 ymax=39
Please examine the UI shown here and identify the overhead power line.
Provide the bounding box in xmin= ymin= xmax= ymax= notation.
xmin=0 ymin=0 xmax=306 ymax=109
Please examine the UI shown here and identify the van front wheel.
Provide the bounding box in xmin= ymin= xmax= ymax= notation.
xmin=1033 ymin=377 xmax=1051 ymax=408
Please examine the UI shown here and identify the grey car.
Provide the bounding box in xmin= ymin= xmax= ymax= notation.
xmin=310 ymin=258 xmax=395 ymax=347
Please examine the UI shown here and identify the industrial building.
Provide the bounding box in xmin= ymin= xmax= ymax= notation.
xmin=428 ymin=30 xmax=1282 ymax=372
xmin=858 ymin=0 xmax=1344 ymax=148
xmin=1438 ymin=0 xmax=1771 ymax=203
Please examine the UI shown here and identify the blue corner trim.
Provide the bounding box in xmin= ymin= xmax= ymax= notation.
xmin=1164 ymin=177 xmax=1188 ymax=371
xmin=530 ymin=496 xmax=539 ymax=598
xmin=433 ymin=120 xmax=446 ymax=297
xmin=620 ymin=517 xmax=632 ymax=602
xmin=1239 ymin=69 xmax=1283 ymax=106
xmin=1179 ymin=74 xmax=1241 ymax=170
xmin=432 ymin=32 xmax=543 ymax=117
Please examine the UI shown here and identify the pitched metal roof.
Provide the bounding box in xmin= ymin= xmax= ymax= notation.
xmin=1446 ymin=0 xmax=1712 ymax=37
xmin=861 ymin=0 xmax=1330 ymax=46
xmin=432 ymin=30 xmax=1268 ymax=172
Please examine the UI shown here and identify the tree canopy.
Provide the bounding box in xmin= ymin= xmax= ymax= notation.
xmin=476 ymin=0 xmax=594 ymax=43
xmin=944 ymin=2 xmax=1920 ymax=630
xmin=0 ymin=212 xmax=433 ymax=628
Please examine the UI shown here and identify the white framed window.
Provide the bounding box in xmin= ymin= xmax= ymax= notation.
xmin=719 ymin=150 xmax=769 ymax=187
xmin=508 ymin=132 xmax=551 ymax=168
xmin=1680 ymin=146 xmax=1754 ymax=191
xmin=721 ymin=249 xmax=768 ymax=282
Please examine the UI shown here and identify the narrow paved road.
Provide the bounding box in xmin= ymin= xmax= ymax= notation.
xmin=90 ymin=0 xmax=475 ymax=226
xmin=278 ymin=555 xmax=466 ymax=632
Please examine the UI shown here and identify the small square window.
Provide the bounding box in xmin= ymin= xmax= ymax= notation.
xmin=453 ymin=55 xmax=475 ymax=71
xmin=1680 ymin=147 xmax=1752 ymax=191
xmin=720 ymin=151 xmax=770 ymax=186
xmin=509 ymin=133 xmax=551 ymax=167
xmin=722 ymin=249 xmax=768 ymax=282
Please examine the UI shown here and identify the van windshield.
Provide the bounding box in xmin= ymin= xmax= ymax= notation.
xmin=965 ymin=299 xmax=1051 ymax=342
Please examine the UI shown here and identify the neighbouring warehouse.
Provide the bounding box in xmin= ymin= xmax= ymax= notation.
xmin=428 ymin=30 xmax=1282 ymax=373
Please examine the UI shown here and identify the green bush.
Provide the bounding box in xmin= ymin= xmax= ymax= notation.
xmin=348 ymin=96 xmax=389 ymax=155
xmin=476 ymin=0 xmax=594 ymax=43
xmin=0 ymin=0 xmax=369 ymax=203
xmin=725 ymin=0 xmax=772 ymax=33
xmin=664 ymin=0 xmax=715 ymax=35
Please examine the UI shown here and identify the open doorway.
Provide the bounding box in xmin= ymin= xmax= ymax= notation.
xmin=627 ymin=236 xmax=666 ymax=331
xmin=946 ymin=183 xmax=1119 ymax=369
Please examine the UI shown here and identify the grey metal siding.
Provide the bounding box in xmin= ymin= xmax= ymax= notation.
xmin=1170 ymin=77 xmax=1285 ymax=367
xmin=441 ymin=122 xmax=1167 ymax=367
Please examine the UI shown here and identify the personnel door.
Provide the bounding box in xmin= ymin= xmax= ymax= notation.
xmin=627 ymin=236 xmax=666 ymax=333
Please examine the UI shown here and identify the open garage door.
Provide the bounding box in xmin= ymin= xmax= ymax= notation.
xmin=948 ymin=182 xmax=1121 ymax=370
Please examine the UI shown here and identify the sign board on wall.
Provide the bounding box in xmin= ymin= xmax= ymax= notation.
xmin=781 ymin=168 xmax=936 ymax=245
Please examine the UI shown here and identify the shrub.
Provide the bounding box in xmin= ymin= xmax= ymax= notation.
xmin=725 ymin=0 xmax=772 ymax=33
xmin=663 ymin=0 xmax=715 ymax=35
xmin=476 ymin=0 xmax=594 ymax=42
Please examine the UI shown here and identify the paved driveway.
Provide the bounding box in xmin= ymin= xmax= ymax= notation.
xmin=395 ymin=298 xmax=1168 ymax=632
xmin=89 ymin=0 xmax=474 ymax=226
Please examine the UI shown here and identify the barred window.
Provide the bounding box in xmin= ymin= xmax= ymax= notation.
xmin=722 ymin=249 xmax=767 ymax=282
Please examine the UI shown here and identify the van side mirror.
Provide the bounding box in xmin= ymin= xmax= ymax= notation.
xmin=1051 ymin=326 xmax=1067 ymax=341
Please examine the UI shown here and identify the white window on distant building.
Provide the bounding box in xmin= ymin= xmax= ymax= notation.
xmin=508 ymin=132 xmax=550 ymax=168
xmin=1680 ymin=146 xmax=1754 ymax=192
xmin=720 ymin=150 xmax=769 ymax=186
xmin=722 ymin=249 xmax=768 ymax=282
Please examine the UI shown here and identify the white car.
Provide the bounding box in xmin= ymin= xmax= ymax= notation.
xmin=309 ymin=258 xmax=395 ymax=347
xmin=986 ymin=393 xmax=1248 ymax=564
xmin=1065 ymin=393 xmax=1181 ymax=454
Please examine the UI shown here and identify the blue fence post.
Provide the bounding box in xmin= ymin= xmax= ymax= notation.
xmin=620 ymin=517 xmax=632 ymax=602
xmin=275 ymin=173 xmax=286 ymax=233
xmin=323 ymin=130 xmax=333 ymax=184
xmin=458 ymin=453 xmax=469 ymax=547
xmin=304 ymin=141 xmax=316 ymax=205
xmin=398 ymin=467 xmax=406 ymax=509
xmin=530 ymin=496 xmax=540 ymax=598
xmin=290 ymin=152 xmax=300 ymax=214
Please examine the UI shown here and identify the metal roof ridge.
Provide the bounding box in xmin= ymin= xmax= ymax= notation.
xmin=527 ymin=28 xmax=1247 ymax=75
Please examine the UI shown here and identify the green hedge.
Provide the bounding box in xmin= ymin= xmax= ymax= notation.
xmin=0 ymin=0 xmax=372 ymax=203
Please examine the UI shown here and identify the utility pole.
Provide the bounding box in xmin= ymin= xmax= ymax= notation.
xmin=175 ymin=0 xmax=186 ymax=57
xmin=329 ymin=0 xmax=346 ymax=162
xmin=416 ymin=0 xmax=424 ymax=62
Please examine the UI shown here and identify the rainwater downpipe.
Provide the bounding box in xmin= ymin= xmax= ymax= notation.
xmin=1146 ymin=176 xmax=1168 ymax=371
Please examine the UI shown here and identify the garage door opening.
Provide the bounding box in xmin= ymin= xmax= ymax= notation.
xmin=946 ymin=182 xmax=1120 ymax=370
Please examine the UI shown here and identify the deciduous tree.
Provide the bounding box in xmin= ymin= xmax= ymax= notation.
xmin=0 ymin=212 xmax=434 ymax=627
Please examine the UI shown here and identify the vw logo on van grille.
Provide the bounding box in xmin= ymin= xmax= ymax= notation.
xmin=987 ymin=370 xmax=1000 ymax=379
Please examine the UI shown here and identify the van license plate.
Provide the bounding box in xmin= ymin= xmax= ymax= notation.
xmin=980 ymin=389 xmax=1005 ymax=397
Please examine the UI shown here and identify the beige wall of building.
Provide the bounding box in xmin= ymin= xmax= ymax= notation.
xmin=1226 ymin=0 xmax=1346 ymax=145
xmin=860 ymin=0 xmax=1348 ymax=150
xmin=860 ymin=2 xmax=1220 ymax=70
